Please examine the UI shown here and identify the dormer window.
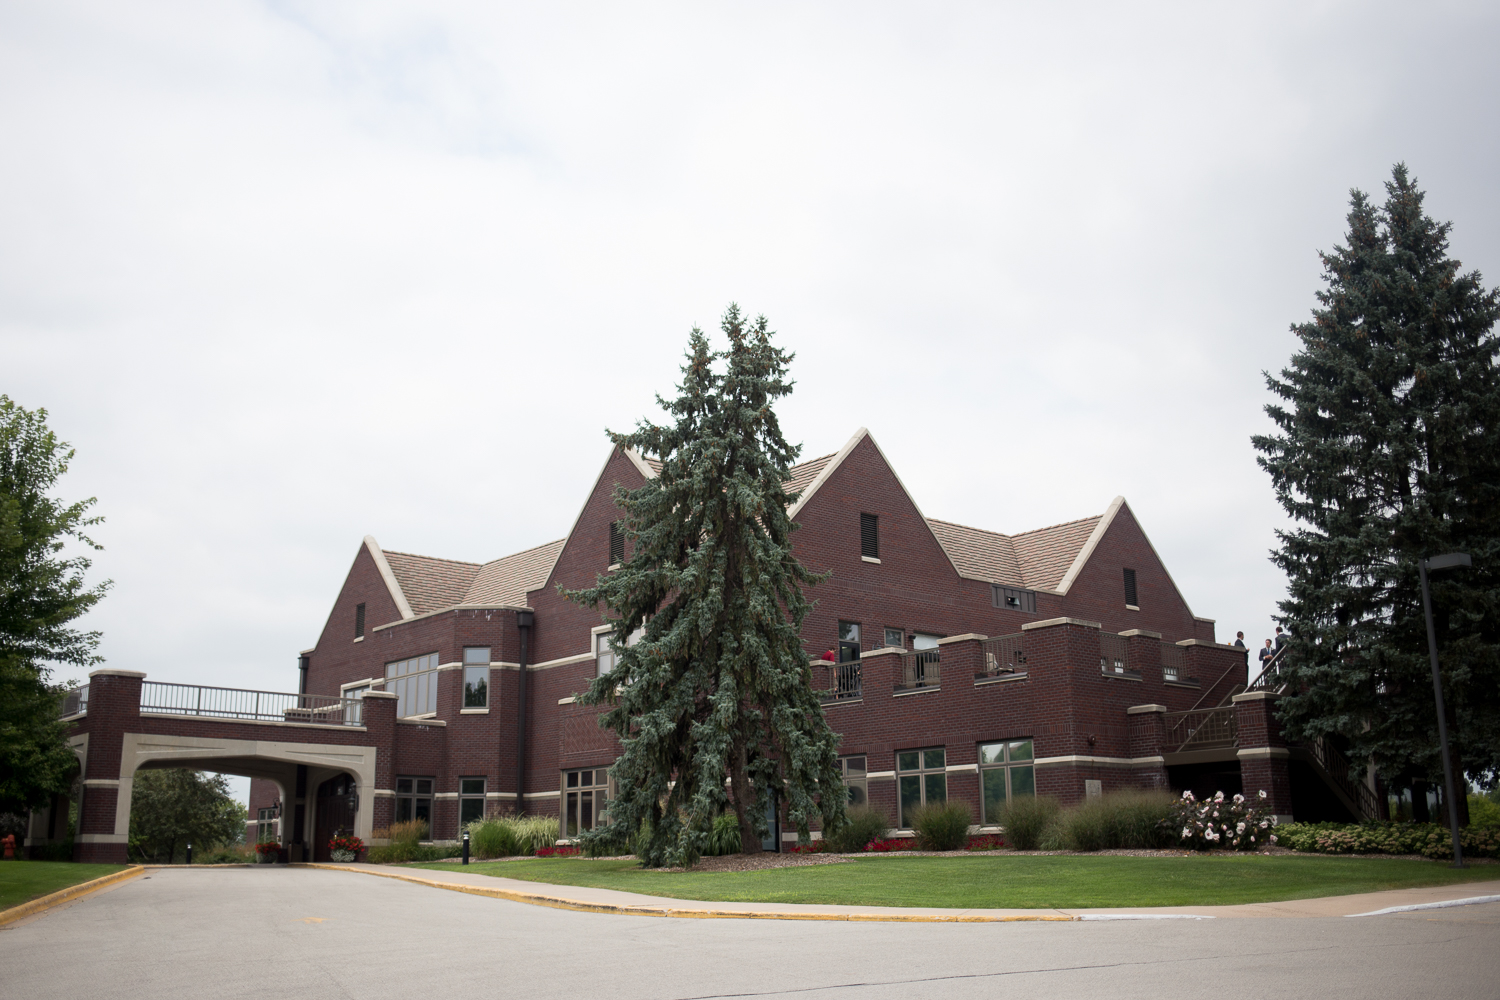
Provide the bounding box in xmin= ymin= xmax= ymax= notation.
xmin=860 ymin=513 xmax=879 ymax=560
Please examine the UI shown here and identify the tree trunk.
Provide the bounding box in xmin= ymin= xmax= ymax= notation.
xmin=730 ymin=739 xmax=761 ymax=855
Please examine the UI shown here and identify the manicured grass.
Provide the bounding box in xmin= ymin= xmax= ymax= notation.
xmin=412 ymin=854 xmax=1499 ymax=909
xmin=0 ymin=861 xmax=130 ymax=911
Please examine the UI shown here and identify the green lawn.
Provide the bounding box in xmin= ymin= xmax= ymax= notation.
xmin=0 ymin=861 xmax=130 ymax=911
xmin=411 ymin=854 xmax=1499 ymax=909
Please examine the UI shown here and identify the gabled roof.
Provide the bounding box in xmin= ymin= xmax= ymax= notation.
xmin=370 ymin=537 xmax=565 ymax=619
xmin=382 ymin=551 xmax=482 ymax=615
xmin=465 ymin=539 xmax=567 ymax=607
xmin=1013 ymin=514 xmax=1107 ymax=592
xmin=926 ymin=513 xmax=1105 ymax=592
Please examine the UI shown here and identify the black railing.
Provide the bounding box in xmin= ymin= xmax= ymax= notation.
xmin=140 ymin=682 xmax=364 ymax=726
xmin=1248 ymin=641 xmax=1291 ymax=691
xmin=977 ymin=633 xmax=1026 ymax=680
xmin=60 ymin=684 xmax=89 ymax=718
xmin=1100 ymin=632 xmax=1136 ymax=678
xmin=1165 ymin=706 xmax=1238 ymax=752
xmin=817 ymin=659 xmax=863 ymax=702
xmin=896 ymin=649 xmax=940 ymax=691
xmin=1159 ymin=643 xmax=1186 ymax=683
xmin=1309 ymin=736 xmax=1382 ymax=821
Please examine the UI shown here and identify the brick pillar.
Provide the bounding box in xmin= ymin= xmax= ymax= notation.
xmin=1119 ymin=630 xmax=1163 ymax=681
xmin=1126 ymin=704 xmax=1170 ymax=790
xmin=1233 ymin=691 xmax=1293 ymax=821
xmin=75 ymin=669 xmax=145 ymax=863
xmin=362 ymin=691 xmax=398 ymax=840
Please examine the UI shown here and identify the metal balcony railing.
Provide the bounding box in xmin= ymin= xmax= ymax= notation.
xmin=140 ymin=681 xmax=365 ymax=726
xmin=1100 ymin=632 xmax=1136 ymax=678
xmin=896 ymin=649 xmax=940 ymax=691
xmin=816 ymin=659 xmax=863 ymax=702
xmin=60 ymin=684 xmax=89 ymax=718
xmin=1165 ymin=706 xmax=1238 ymax=752
xmin=976 ymin=633 xmax=1026 ymax=681
xmin=1159 ymin=642 xmax=1187 ymax=683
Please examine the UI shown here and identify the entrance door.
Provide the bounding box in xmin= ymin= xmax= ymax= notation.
xmin=313 ymin=774 xmax=357 ymax=862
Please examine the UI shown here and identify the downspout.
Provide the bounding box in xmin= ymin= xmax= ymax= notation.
xmin=515 ymin=611 xmax=534 ymax=815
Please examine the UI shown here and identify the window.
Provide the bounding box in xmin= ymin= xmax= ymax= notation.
xmin=355 ymin=602 xmax=366 ymax=638
xmin=386 ymin=653 xmax=439 ymax=718
xmin=395 ymin=777 xmax=433 ymax=825
xmin=978 ymin=740 xmax=1035 ymax=824
xmin=256 ymin=807 xmax=278 ymax=843
xmin=839 ymin=755 xmax=868 ymax=808
xmin=992 ymin=586 xmax=1036 ymax=614
xmin=1123 ymin=568 xmax=1138 ymax=607
xmin=860 ymin=513 xmax=879 ymax=559
xmin=837 ymin=621 xmax=861 ymax=663
xmin=883 ymin=627 xmax=904 ymax=649
xmin=463 ymin=647 xmax=490 ymax=708
xmin=341 ymin=681 xmax=370 ymax=724
xmin=896 ymin=748 xmax=947 ymax=827
xmin=595 ymin=627 xmax=643 ymax=678
xmin=609 ymin=521 xmax=625 ymax=566
xmin=562 ymin=769 xmax=610 ymax=838
xmin=459 ymin=777 xmax=486 ymax=831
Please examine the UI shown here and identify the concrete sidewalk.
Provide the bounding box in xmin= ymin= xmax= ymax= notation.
xmin=297 ymin=861 xmax=1500 ymax=922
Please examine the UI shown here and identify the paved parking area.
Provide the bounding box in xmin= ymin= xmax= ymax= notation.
xmin=3 ymin=867 xmax=1498 ymax=1000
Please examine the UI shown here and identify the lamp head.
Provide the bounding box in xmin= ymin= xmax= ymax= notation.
xmin=1425 ymin=553 xmax=1472 ymax=572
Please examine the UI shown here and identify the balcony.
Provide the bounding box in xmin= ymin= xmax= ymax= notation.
xmin=60 ymin=684 xmax=89 ymax=718
xmin=1165 ymin=706 xmax=1238 ymax=752
xmin=815 ymin=659 xmax=863 ymax=703
xmin=140 ymin=681 xmax=366 ymax=727
xmin=1099 ymin=632 xmax=1140 ymax=680
xmin=895 ymin=649 xmax=940 ymax=692
xmin=975 ymin=633 xmax=1027 ymax=684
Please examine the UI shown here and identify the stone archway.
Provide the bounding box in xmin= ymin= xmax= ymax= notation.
xmin=114 ymin=733 xmax=378 ymax=858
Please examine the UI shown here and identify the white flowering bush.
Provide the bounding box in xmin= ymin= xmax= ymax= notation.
xmin=1162 ymin=790 xmax=1278 ymax=851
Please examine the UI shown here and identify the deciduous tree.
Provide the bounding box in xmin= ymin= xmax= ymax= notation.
xmin=128 ymin=769 xmax=246 ymax=863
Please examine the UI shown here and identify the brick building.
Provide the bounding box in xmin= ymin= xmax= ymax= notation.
xmin=36 ymin=427 xmax=1371 ymax=863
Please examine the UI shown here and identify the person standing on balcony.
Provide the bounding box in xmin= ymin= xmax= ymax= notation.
xmin=1274 ymin=626 xmax=1288 ymax=652
xmin=1258 ymin=639 xmax=1275 ymax=675
xmin=1233 ymin=631 xmax=1246 ymax=648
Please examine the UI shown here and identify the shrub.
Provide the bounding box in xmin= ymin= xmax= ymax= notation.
xmin=536 ymin=846 xmax=581 ymax=857
xmin=998 ymin=795 xmax=1060 ymax=851
xmin=368 ymin=819 xmax=429 ymax=863
xmin=468 ymin=816 xmax=519 ymax=859
xmin=1277 ymin=820 xmax=1500 ymax=861
xmin=966 ymin=834 xmax=1006 ymax=851
xmin=823 ymin=805 xmax=892 ymax=854
xmin=1469 ymin=794 xmax=1500 ymax=828
xmin=1052 ymin=790 xmax=1177 ymax=851
xmin=864 ymin=838 xmax=914 ymax=852
xmin=466 ymin=813 xmax=561 ymax=858
xmin=705 ymin=812 xmax=743 ymax=857
xmin=909 ymin=800 xmax=972 ymax=851
xmin=1163 ymin=790 xmax=1277 ymax=850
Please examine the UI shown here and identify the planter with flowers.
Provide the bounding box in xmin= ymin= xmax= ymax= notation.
xmin=328 ymin=835 xmax=364 ymax=863
xmin=254 ymin=842 xmax=281 ymax=864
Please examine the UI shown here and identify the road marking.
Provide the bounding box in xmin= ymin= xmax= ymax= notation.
xmin=1077 ymin=914 xmax=1214 ymax=920
xmin=292 ymin=917 xmax=329 ymax=923
xmin=1346 ymin=894 xmax=1500 ymax=917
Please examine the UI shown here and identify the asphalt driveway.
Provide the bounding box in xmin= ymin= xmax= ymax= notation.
xmin=3 ymin=866 xmax=1497 ymax=1000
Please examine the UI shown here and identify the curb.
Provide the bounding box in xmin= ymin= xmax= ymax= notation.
xmin=0 ymin=866 xmax=146 ymax=928
xmin=293 ymin=863 xmax=1082 ymax=922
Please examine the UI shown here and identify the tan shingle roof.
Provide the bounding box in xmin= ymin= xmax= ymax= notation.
xmin=1011 ymin=515 xmax=1103 ymax=591
xmin=927 ymin=519 xmax=1024 ymax=587
xmin=925 ymin=513 xmax=1102 ymax=592
xmin=784 ymin=453 xmax=835 ymax=500
xmin=382 ymin=552 xmax=482 ymax=616
xmin=464 ymin=539 xmax=566 ymax=607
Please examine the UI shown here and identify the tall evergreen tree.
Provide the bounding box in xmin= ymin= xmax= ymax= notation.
xmin=1253 ymin=165 xmax=1500 ymax=803
xmin=564 ymin=306 xmax=845 ymax=866
xmin=0 ymin=396 xmax=110 ymax=811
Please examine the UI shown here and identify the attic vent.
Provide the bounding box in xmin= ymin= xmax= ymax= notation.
xmin=1123 ymin=568 xmax=1138 ymax=607
xmin=355 ymin=602 xmax=366 ymax=638
xmin=609 ymin=521 xmax=625 ymax=566
xmin=860 ymin=513 xmax=879 ymax=560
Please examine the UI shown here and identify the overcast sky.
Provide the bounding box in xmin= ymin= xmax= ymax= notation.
xmin=5 ymin=3 xmax=1499 ymax=802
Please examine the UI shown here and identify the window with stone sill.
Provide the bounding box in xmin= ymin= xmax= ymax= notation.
xmin=896 ymin=748 xmax=947 ymax=828
xmin=978 ymin=739 xmax=1035 ymax=824
xmin=463 ymin=647 xmax=490 ymax=708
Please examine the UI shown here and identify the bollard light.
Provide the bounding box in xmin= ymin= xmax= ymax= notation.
xmin=186 ymin=842 xmax=193 ymax=866
xmin=462 ymin=829 xmax=470 ymax=866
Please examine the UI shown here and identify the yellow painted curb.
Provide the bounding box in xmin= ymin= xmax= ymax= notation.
xmin=0 ymin=866 xmax=145 ymax=927
xmin=293 ymin=863 xmax=1078 ymax=922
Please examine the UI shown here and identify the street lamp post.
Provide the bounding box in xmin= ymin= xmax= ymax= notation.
xmin=1418 ymin=552 xmax=1472 ymax=869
